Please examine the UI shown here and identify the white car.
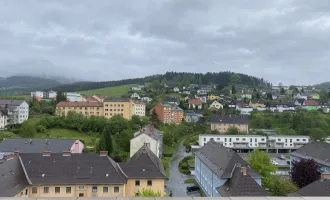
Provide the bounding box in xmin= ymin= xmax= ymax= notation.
xmin=271 ymin=160 xmax=279 ymax=165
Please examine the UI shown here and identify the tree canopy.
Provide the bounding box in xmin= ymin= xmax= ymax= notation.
xmin=291 ymin=159 xmax=320 ymax=188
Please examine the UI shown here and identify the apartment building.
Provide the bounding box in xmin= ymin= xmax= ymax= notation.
xmin=1 ymin=145 xmax=165 ymax=197
xmin=150 ymin=104 xmax=184 ymax=124
xmin=0 ymin=100 xmax=29 ymax=125
xmin=103 ymin=98 xmax=133 ymax=120
xmin=0 ymin=109 xmax=8 ymax=130
xmin=66 ymin=92 xmax=82 ymax=102
xmin=56 ymin=102 xmax=104 ymax=117
xmin=132 ymin=100 xmax=146 ymax=116
xmin=268 ymin=135 xmax=310 ymax=149
xmin=210 ymin=115 xmax=249 ymax=133
xmin=199 ymin=135 xmax=267 ymax=149
xmin=30 ymin=91 xmax=44 ymax=99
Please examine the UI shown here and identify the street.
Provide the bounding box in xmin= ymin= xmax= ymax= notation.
xmin=165 ymin=143 xmax=199 ymax=197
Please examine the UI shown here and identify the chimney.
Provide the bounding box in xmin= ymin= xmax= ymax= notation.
xmin=43 ymin=151 xmax=51 ymax=156
xmin=62 ymin=151 xmax=71 ymax=156
xmin=100 ymin=151 xmax=108 ymax=156
xmin=4 ymin=154 xmax=14 ymax=160
xmin=241 ymin=167 xmax=247 ymax=176
xmin=14 ymin=151 xmax=20 ymax=155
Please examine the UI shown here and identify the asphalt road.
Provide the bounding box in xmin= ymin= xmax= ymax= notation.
xmin=165 ymin=143 xmax=199 ymax=197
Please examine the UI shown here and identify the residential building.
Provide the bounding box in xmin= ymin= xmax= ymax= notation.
xmin=268 ymin=135 xmax=310 ymax=149
xmin=207 ymin=94 xmax=220 ymax=101
xmin=0 ymin=138 xmax=84 ymax=155
xmin=130 ymin=92 xmax=141 ymax=99
xmin=294 ymin=98 xmax=305 ymax=106
xmin=93 ymin=95 xmax=106 ymax=102
xmin=228 ymin=100 xmax=237 ymax=108
xmin=290 ymin=142 xmax=330 ymax=173
xmin=211 ymin=115 xmax=249 ymax=133
xmin=302 ymin=100 xmax=319 ymax=110
xmin=17 ymin=147 xmax=165 ymax=198
xmin=0 ymin=155 xmax=29 ymax=197
xmin=188 ymin=99 xmax=203 ymax=109
xmin=81 ymin=96 xmax=99 ymax=102
xmin=249 ymin=99 xmax=265 ymax=109
xmin=240 ymin=93 xmax=252 ymax=99
xmin=150 ymin=104 xmax=184 ymax=124
xmin=209 ymin=101 xmax=223 ymax=110
xmin=30 ymin=91 xmax=44 ymax=99
xmin=162 ymin=97 xmax=179 ymax=106
xmin=131 ymin=100 xmax=145 ymax=116
xmin=194 ymin=141 xmax=264 ymax=197
xmin=197 ymin=95 xmax=207 ymax=103
xmin=236 ymin=103 xmax=253 ymax=115
xmin=104 ymin=98 xmax=133 ymax=120
xmin=0 ymin=100 xmax=29 ymax=124
xmin=56 ymin=102 xmax=104 ymax=117
xmin=131 ymin=85 xmax=144 ymax=91
xmin=289 ymin=179 xmax=330 ymax=197
xmin=141 ymin=96 xmax=152 ymax=103
xmin=0 ymin=109 xmax=8 ymax=130
xmin=182 ymin=89 xmax=191 ymax=95
xmin=198 ymin=135 xmax=267 ymax=149
xmin=197 ymin=87 xmax=212 ymax=95
xmin=66 ymin=92 xmax=82 ymax=102
xmin=185 ymin=113 xmax=201 ymax=123
xmin=47 ymin=90 xmax=57 ymax=99
xmin=130 ymin=125 xmax=162 ymax=158
xmin=173 ymin=87 xmax=180 ymax=92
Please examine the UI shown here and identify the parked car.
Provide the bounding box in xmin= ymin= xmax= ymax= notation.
xmin=278 ymin=155 xmax=286 ymax=160
xmin=187 ymin=186 xmax=200 ymax=192
xmin=271 ymin=160 xmax=279 ymax=165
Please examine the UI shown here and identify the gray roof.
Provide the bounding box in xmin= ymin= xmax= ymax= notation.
xmin=195 ymin=141 xmax=261 ymax=179
xmin=289 ymin=179 xmax=330 ymax=196
xmin=290 ymin=142 xmax=330 ymax=167
xmin=0 ymin=100 xmax=25 ymax=106
xmin=211 ymin=115 xmax=249 ymax=125
xmin=217 ymin=166 xmax=267 ymax=197
xmin=133 ymin=125 xmax=162 ymax=141
xmin=19 ymin=153 xmax=127 ymax=185
xmin=119 ymin=145 xmax=166 ymax=179
xmin=0 ymin=156 xmax=29 ymax=197
xmin=0 ymin=138 xmax=77 ymax=154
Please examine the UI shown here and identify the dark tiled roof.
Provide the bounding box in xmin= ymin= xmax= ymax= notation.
xmin=0 ymin=156 xmax=29 ymax=197
xmin=104 ymin=98 xmax=131 ymax=102
xmin=296 ymin=99 xmax=305 ymax=104
xmin=0 ymin=100 xmax=25 ymax=106
xmin=119 ymin=145 xmax=166 ymax=179
xmin=289 ymin=179 xmax=330 ymax=196
xmin=210 ymin=115 xmax=249 ymax=125
xmin=0 ymin=138 xmax=77 ymax=154
xmin=216 ymin=166 xmax=267 ymax=197
xmin=133 ymin=125 xmax=162 ymax=141
xmin=163 ymin=97 xmax=178 ymax=103
xmin=290 ymin=142 xmax=330 ymax=167
xmin=250 ymin=99 xmax=265 ymax=104
xmin=19 ymin=153 xmax=127 ymax=185
xmin=195 ymin=141 xmax=261 ymax=179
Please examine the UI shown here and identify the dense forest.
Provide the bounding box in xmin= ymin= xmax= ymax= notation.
xmin=249 ymin=109 xmax=330 ymax=141
xmin=52 ymin=71 xmax=271 ymax=92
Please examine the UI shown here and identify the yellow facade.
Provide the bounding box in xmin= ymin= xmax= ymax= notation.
xmin=56 ymin=106 xmax=104 ymax=117
xmin=103 ymin=100 xmax=133 ymax=120
xmin=249 ymin=102 xmax=265 ymax=109
xmin=207 ymin=94 xmax=219 ymax=101
xmin=125 ymin=179 xmax=165 ymax=196
xmin=211 ymin=123 xmax=249 ymax=133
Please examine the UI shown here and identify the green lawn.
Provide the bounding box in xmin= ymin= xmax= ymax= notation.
xmin=35 ymin=128 xmax=99 ymax=147
xmin=79 ymin=84 xmax=135 ymax=97
xmin=162 ymin=157 xmax=171 ymax=179
xmin=184 ymin=179 xmax=195 ymax=184
xmin=0 ymin=95 xmax=30 ymax=100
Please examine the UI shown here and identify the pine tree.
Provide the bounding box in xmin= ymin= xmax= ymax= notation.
xmin=96 ymin=128 xmax=113 ymax=155
xmin=150 ymin=109 xmax=161 ymax=127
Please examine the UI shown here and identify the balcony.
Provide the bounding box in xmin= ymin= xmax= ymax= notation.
xmin=233 ymin=142 xmax=249 ymax=148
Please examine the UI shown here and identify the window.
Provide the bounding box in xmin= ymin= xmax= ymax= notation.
xmin=79 ymin=186 xmax=84 ymax=190
xmin=105 ymin=104 xmax=108 ymax=107
xmin=66 ymin=187 xmax=71 ymax=193
xmin=32 ymin=187 xmax=37 ymax=194
xmin=217 ymin=138 xmax=220 ymax=141
xmin=229 ymin=138 xmax=232 ymax=142
xmin=303 ymin=139 xmax=306 ymax=141
xmin=147 ymin=180 xmax=152 ymax=186
xmin=92 ymin=186 xmax=97 ymax=193
xmin=242 ymin=138 xmax=246 ymax=141
xmin=204 ymin=138 xmax=206 ymax=142
xmin=297 ymin=139 xmax=300 ymax=141
xmin=79 ymin=193 xmax=84 ymax=197
xmin=135 ymin=180 xmax=140 ymax=186
xmin=121 ymin=104 xmax=124 ymax=107
xmin=43 ymin=187 xmax=49 ymax=193
xmin=121 ymin=109 xmax=124 ymax=111
xmin=225 ymin=138 xmax=227 ymax=142
xmin=290 ymin=139 xmax=292 ymax=142
xmin=250 ymin=138 xmax=252 ymax=142
xmin=103 ymin=187 xmax=108 ymax=193
xmin=55 ymin=187 xmax=60 ymax=193
xmin=236 ymin=138 xmax=239 ymax=141
xmin=105 ymin=109 xmax=109 ymax=111
xmin=278 ymin=139 xmax=281 ymax=141
xmin=114 ymin=109 xmax=116 ymax=111
xmin=114 ymin=187 xmax=119 ymax=193
xmin=118 ymin=104 xmax=120 ymax=107
xmin=114 ymin=104 xmax=116 ymax=107
xmin=110 ymin=104 xmax=113 ymax=107
xmin=261 ymin=138 xmax=265 ymax=141
xmin=255 ymin=138 xmax=257 ymax=142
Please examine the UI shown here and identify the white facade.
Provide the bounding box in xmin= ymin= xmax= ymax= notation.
xmin=131 ymin=92 xmax=141 ymax=99
xmin=130 ymin=134 xmax=160 ymax=158
xmin=30 ymin=91 xmax=44 ymax=98
xmin=236 ymin=106 xmax=253 ymax=115
xmin=141 ymin=97 xmax=152 ymax=103
xmin=209 ymin=101 xmax=223 ymax=110
xmin=0 ymin=111 xmax=7 ymax=130
xmin=48 ymin=91 xmax=57 ymax=99
xmin=16 ymin=101 xmax=29 ymax=124
xmin=199 ymin=134 xmax=310 ymax=150
xmin=132 ymin=101 xmax=146 ymax=116
xmin=66 ymin=92 xmax=82 ymax=102
xmin=173 ymin=87 xmax=180 ymax=92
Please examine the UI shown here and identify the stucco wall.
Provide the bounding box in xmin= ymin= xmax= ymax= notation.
xmin=211 ymin=123 xmax=248 ymax=133
xmin=125 ymin=179 xmax=164 ymax=196
xmin=130 ymin=134 xmax=158 ymax=157
xmin=70 ymin=140 xmax=84 ymax=153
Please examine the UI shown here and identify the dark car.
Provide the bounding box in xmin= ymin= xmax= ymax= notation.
xmin=278 ymin=155 xmax=286 ymax=160
xmin=187 ymin=186 xmax=200 ymax=192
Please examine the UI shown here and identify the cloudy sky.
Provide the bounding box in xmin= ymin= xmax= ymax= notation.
xmin=0 ymin=0 xmax=329 ymax=85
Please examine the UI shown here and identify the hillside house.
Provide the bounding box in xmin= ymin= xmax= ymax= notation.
xmin=188 ymin=99 xmax=203 ymax=109
xmin=302 ymin=100 xmax=319 ymax=110
xmin=210 ymin=115 xmax=249 ymax=133
xmin=130 ymin=92 xmax=141 ymax=99
xmin=209 ymin=101 xmax=223 ymax=110
xmin=173 ymin=87 xmax=180 ymax=92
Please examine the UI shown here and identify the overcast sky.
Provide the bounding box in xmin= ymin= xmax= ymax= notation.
xmin=0 ymin=0 xmax=329 ymax=85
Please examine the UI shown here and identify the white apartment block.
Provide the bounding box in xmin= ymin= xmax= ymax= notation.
xmin=66 ymin=92 xmax=82 ymax=102
xmin=0 ymin=100 xmax=29 ymax=125
xmin=0 ymin=110 xmax=8 ymax=130
xmin=198 ymin=134 xmax=311 ymax=150
xmin=30 ymin=91 xmax=44 ymax=98
xmin=132 ymin=100 xmax=146 ymax=116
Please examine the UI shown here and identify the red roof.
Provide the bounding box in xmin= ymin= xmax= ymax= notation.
xmin=56 ymin=101 xmax=103 ymax=107
xmin=82 ymin=96 xmax=98 ymax=102
xmin=303 ymin=100 xmax=319 ymax=106
xmin=133 ymin=100 xmax=145 ymax=105
xmin=188 ymin=99 xmax=203 ymax=105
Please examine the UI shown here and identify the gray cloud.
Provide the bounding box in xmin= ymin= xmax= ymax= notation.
xmin=0 ymin=0 xmax=329 ymax=85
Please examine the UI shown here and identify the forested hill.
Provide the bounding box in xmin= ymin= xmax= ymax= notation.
xmin=53 ymin=71 xmax=270 ymax=92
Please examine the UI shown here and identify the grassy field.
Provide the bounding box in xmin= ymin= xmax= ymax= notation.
xmin=0 ymin=95 xmax=30 ymax=100
xmin=79 ymin=84 xmax=135 ymax=97
xmin=35 ymin=128 xmax=99 ymax=147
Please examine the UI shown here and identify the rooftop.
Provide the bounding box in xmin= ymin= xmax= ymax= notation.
xmin=104 ymin=98 xmax=131 ymax=102
xmin=0 ymin=100 xmax=25 ymax=106
xmin=211 ymin=115 xmax=249 ymax=124
xmin=289 ymin=178 xmax=330 ymax=196
xmin=133 ymin=125 xmax=162 ymax=141
xmin=290 ymin=142 xmax=330 ymax=167
xmin=56 ymin=101 xmax=103 ymax=107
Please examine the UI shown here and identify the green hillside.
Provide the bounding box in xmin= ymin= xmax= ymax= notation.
xmin=79 ymin=84 xmax=134 ymax=97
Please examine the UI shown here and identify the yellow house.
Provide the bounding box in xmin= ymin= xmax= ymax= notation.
xmin=103 ymin=98 xmax=133 ymax=120
xmin=249 ymin=99 xmax=265 ymax=109
xmin=210 ymin=115 xmax=249 ymax=133
xmin=9 ymin=146 xmax=165 ymax=198
xmin=56 ymin=102 xmax=104 ymax=117
xmin=207 ymin=94 xmax=220 ymax=101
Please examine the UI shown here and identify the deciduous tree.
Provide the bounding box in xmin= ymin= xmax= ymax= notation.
xmin=291 ymin=159 xmax=320 ymax=188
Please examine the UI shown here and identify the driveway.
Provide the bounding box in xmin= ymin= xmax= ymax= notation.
xmin=165 ymin=143 xmax=198 ymax=197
